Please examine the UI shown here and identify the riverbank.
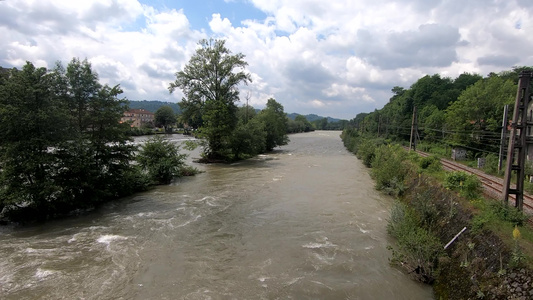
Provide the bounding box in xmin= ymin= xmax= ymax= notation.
xmin=341 ymin=129 xmax=533 ymax=299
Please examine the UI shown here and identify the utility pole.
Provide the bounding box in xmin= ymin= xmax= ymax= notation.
xmin=378 ymin=115 xmax=382 ymax=136
xmin=409 ymin=106 xmax=418 ymax=152
xmin=245 ymin=91 xmax=251 ymax=123
xmin=498 ymin=104 xmax=509 ymax=173
xmin=502 ymin=71 xmax=532 ymax=210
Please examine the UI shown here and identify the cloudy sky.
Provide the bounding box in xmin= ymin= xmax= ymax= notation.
xmin=1 ymin=0 xmax=532 ymax=119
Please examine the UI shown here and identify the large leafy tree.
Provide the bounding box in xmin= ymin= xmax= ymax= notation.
xmin=155 ymin=105 xmax=177 ymax=133
xmin=169 ymin=39 xmax=251 ymax=160
xmin=445 ymin=76 xmax=516 ymax=152
xmin=53 ymin=58 xmax=136 ymax=208
xmin=0 ymin=62 xmax=68 ymax=213
xmin=257 ymin=98 xmax=289 ymax=151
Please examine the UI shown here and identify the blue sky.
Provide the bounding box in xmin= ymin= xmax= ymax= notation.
xmin=140 ymin=0 xmax=267 ymax=31
xmin=1 ymin=0 xmax=532 ymax=119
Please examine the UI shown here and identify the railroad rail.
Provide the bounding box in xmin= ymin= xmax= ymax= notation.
xmin=411 ymin=148 xmax=533 ymax=214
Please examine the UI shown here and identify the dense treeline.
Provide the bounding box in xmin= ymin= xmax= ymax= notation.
xmin=347 ymin=67 xmax=533 ymax=157
xmin=0 ymin=59 xmax=196 ymax=222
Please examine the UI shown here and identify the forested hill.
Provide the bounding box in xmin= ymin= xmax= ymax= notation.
xmin=287 ymin=113 xmax=344 ymax=123
xmin=126 ymin=100 xmax=181 ymax=114
xmin=128 ymin=100 xmax=343 ymax=123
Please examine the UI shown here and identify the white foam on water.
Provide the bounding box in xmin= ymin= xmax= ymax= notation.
xmin=302 ymin=240 xmax=337 ymax=249
xmin=137 ymin=212 xmax=155 ymax=217
xmin=88 ymin=226 xmax=108 ymax=231
xmin=197 ymin=196 xmax=216 ymax=202
xmin=357 ymin=224 xmax=369 ymax=234
xmin=177 ymin=214 xmax=202 ymax=227
xmin=97 ymin=235 xmax=128 ymax=245
xmin=310 ymin=280 xmax=333 ymax=290
xmin=34 ymin=268 xmax=56 ymax=280
xmin=68 ymin=232 xmax=83 ymax=243
xmin=285 ymin=276 xmax=303 ymax=286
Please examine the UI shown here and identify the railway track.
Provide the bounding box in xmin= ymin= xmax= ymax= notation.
xmin=411 ymin=149 xmax=533 ymax=214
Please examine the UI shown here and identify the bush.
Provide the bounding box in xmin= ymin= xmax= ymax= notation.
xmin=372 ymin=144 xmax=412 ymax=196
xmin=387 ymin=201 xmax=443 ymax=283
xmin=482 ymin=153 xmax=500 ymax=176
xmin=444 ymin=171 xmax=481 ymax=200
xmin=419 ymin=155 xmax=442 ymax=173
xmin=356 ymin=139 xmax=376 ymax=167
xmin=489 ymin=201 xmax=529 ymax=226
xmin=136 ymin=136 xmax=197 ymax=184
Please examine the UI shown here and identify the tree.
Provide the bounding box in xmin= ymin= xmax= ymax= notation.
xmin=0 ymin=62 xmax=68 ymax=216
xmin=294 ymin=114 xmax=312 ymax=132
xmin=155 ymin=105 xmax=177 ymax=133
xmin=445 ymin=76 xmax=516 ymax=152
xmin=52 ymin=58 xmax=137 ymax=210
xmin=230 ymin=118 xmax=266 ymax=160
xmin=257 ymin=98 xmax=289 ymax=151
xmin=136 ymin=136 xmax=189 ymax=184
xmin=169 ymin=39 xmax=251 ymax=160
xmin=0 ymin=59 xmax=144 ymax=221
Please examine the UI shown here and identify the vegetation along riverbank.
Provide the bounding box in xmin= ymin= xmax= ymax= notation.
xmin=341 ymin=129 xmax=533 ymax=299
xmin=0 ymin=38 xmax=347 ymax=224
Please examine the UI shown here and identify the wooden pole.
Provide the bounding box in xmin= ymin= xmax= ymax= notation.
xmin=409 ymin=106 xmax=417 ymax=152
xmin=498 ymin=105 xmax=509 ymax=173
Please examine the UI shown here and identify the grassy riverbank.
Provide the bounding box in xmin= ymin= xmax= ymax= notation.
xmin=341 ymin=128 xmax=533 ymax=299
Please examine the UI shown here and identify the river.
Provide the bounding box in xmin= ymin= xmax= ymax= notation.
xmin=0 ymin=131 xmax=433 ymax=299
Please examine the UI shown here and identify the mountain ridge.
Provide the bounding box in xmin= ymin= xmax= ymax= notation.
xmin=127 ymin=100 xmax=346 ymax=122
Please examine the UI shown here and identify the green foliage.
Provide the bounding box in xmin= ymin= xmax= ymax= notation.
xmin=387 ymin=201 xmax=443 ymax=283
xmin=287 ymin=114 xmax=313 ymax=133
xmin=256 ymin=98 xmax=289 ymax=151
xmin=136 ymin=136 xmax=194 ymax=184
xmin=418 ymin=155 xmax=442 ymax=173
xmin=0 ymin=59 xmax=146 ymax=222
xmin=371 ymin=144 xmax=412 ymax=196
xmin=444 ymin=171 xmax=481 ymax=200
xmin=169 ymin=39 xmax=251 ymax=160
xmin=155 ymin=105 xmax=177 ymax=133
xmin=482 ymin=153 xmax=501 ymax=176
xmin=230 ymin=118 xmax=267 ymax=160
xmin=489 ymin=202 xmax=528 ymax=226
xmin=356 ymin=139 xmax=380 ymax=167
xmin=445 ymin=76 xmax=516 ymax=153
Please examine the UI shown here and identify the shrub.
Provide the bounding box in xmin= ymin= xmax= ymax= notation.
xmin=419 ymin=155 xmax=442 ymax=173
xmin=356 ymin=139 xmax=377 ymax=167
xmin=387 ymin=201 xmax=443 ymax=283
xmin=444 ymin=171 xmax=481 ymax=200
xmin=482 ymin=153 xmax=500 ymax=176
xmin=136 ymin=136 xmax=197 ymax=184
xmin=372 ymin=144 xmax=412 ymax=196
xmin=489 ymin=201 xmax=528 ymax=226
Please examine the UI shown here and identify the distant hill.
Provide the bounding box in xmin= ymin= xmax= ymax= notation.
xmin=287 ymin=113 xmax=344 ymax=123
xmin=126 ymin=100 xmax=181 ymax=114
xmin=126 ymin=100 xmax=344 ymax=123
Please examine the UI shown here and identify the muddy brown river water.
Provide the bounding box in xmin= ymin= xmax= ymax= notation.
xmin=0 ymin=131 xmax=433 ymax=299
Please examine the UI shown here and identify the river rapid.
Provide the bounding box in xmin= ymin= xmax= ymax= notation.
xmin=0 ymin=131 xmax=434 ymax=299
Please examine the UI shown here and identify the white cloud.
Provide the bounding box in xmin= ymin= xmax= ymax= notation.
xmin=1 ymin=0 xmax=532 ymax=119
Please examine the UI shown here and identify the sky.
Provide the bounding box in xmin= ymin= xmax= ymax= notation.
xmin=1 ymin=0 xmax=532 ymax=119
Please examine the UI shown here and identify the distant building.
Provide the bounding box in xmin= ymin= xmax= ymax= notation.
xmin=121 ymin=109 xmax=154 ymax=128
